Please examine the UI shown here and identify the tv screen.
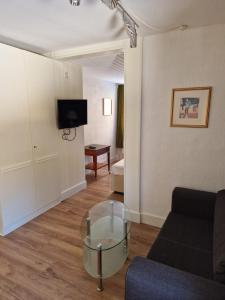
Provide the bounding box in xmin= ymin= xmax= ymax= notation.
xmin=57 ymin=99 xmax=87 ymax=129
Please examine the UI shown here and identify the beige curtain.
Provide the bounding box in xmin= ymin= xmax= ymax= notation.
xmin=116 ymin=85 xmax=124 ymax=148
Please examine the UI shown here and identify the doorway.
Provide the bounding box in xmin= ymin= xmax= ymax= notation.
xmin=54 ymin=38 xmax=142 ymax=223
xmin=74 ymin=52 xmax=125 ymax=201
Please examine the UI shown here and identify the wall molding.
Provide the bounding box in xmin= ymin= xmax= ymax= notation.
xmin=1 ymin=160 xmax=32 ymax=174
xmin=0 ymin=198 xmax=61 ymax=236
xmin=61 ymin=180 xmax=87 ymax=201
xmin=0 ymin=153 xmax=59 ymax=173
xmin=141 ymin=212 xmax=165 ymax=228
xmin=45 ymin=39 xmax=128 ymax=60
xmin=35 ymin=153 xmax=58 ymax=164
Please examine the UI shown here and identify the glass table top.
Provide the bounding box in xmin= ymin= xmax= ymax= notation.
xmin=81 ymin=200 xmax=131 ymax=251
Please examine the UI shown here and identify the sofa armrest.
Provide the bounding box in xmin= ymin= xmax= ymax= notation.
xmin=172 ymin=187 xmax=216 ymax=220
xmin=125 ymin=257 xmax=225 ymax=300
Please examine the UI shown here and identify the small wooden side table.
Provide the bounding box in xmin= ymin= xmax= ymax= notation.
xmin=85 ymin=144 xmax=111 ymax=178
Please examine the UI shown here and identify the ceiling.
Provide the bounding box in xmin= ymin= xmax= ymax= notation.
xmin=0 ymin=0 xmax=225 ymax=54
xmin=73 ymin=52 xmax=124 ymax=84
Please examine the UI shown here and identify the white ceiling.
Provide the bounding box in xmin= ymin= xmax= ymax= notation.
xmin=74 ymin=52 xmax=124 ymax=84
xmin=0 ymin=0 xmax=225 ymax=54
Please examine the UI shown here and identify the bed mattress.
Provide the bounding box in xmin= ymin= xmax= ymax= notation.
xmin=111 ymin=159 xmax=124 ymax=176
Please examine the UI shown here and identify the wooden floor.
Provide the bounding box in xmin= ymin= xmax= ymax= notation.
xmin=0 ymin=168 xmax=159 ymax=300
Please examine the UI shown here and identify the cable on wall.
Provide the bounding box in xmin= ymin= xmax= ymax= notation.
xmin=62 ymin=128 xmax=77 ymax=141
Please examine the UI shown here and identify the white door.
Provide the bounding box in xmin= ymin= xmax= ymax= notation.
xmin=0 ymin=45 xmax=36 ymax=232
xmin=25 ymin=53 xmax=60 ymax=209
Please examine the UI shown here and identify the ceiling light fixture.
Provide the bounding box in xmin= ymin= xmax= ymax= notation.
xmin=70 ymin=0 xmax=81 ymax=6
xmin=69 ymin=0 xmax=139 ymax=48
xmin=100 ymin=0 xmax=139 ymax=48
xmin=120 ymin=6 xmax=138 ymax=48
xmin=101 ymin=0 xmax=118 ymax=9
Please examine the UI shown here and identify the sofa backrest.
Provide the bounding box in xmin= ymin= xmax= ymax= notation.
xmin=213 ymin=190 xmax=225 ymax=284
xmin=172 ymin=187 xmax=216 ymax=221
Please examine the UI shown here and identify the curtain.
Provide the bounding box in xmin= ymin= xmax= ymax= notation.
xmin=116 ymin=85 xmax=124 ymax=148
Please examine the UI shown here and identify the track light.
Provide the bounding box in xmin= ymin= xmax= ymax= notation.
xmin=69 ymin=0 xmax=138 ymax=48
xmin=126 ymin=23 xmax=137 ymax=48
xmin=121 ymin=10 xmax=137 ymax=48
xmin=101 ymin=0 xmax=119 ymax=9
xmin=70 ymin=0 xmax=81 ymax=6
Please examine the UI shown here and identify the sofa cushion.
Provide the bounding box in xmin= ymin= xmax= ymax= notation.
xmin=213 ymin=190 xmax=225 ymax=283
xmin=159 ymin=212 xmax=213 ymax=252
xmin=148 ymin=237 xmax=213 ymax=279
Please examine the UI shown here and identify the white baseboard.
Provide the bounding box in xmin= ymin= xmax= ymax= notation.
xmin=60 ymin=180 xmax=87 ymax=201
xmin=1 ymin=180 xmax=87 ymax=236
xmin=1 ymin=198 xmax=61 ymax=236
xmin=128 ymin=209 xmax=141 ymax=223
xmin=141 ymin=212 xmax=165 ymax=228
xmin=128 ymin=210 xmax=165 ymax=228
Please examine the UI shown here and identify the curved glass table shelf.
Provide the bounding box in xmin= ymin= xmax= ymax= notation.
xmin=81 ymin=200 xmax=131 ymax=291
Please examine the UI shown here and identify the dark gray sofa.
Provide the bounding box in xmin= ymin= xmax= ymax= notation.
xmin=125 ymin=187 xmax=225 ymax=300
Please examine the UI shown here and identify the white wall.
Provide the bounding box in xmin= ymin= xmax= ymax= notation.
xmin=141 ymin=24 xmax=225 ymax=227
xmin=83 ymin=69 xmax=118 ymax=162
xmin=54 ymin=62 xmax=86 ymax=197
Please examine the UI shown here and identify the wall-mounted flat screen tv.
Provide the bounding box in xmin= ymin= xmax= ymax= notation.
xmin=57 ymin=99 xmax=88 ymax=129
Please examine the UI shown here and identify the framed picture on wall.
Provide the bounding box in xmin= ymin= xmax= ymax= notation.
xmin=103 ymin=98 xmax=112 ymax=116
xmin=170 ymin=87 xmax=212 ymax=128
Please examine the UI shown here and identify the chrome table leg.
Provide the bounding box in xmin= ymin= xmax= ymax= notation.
xmin=97 ymin=243 xmax=103 ymax=292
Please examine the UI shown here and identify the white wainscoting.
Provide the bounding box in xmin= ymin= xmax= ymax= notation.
xmin=1 ymin=198 xmax=61 ymax=236
xmin=0 ymin=161 xmax=36 ymax=234
xmin=0 ymin=157 xmax=87 ymax=235
xmin=33 ymin=153 xmax=61 ymax=209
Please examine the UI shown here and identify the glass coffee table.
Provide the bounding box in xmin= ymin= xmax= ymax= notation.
xmin=81 ymin=200 xmax=131 ymax=291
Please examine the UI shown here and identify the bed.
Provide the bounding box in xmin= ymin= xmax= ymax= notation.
xmin=111 ymin=159 xmax=124 ymax=193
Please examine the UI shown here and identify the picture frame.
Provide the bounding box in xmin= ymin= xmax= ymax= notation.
xmin=170 ymin=87 xmax=212 ymax=128
xmin=103 ymin=98 xmax=112 ymax=116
